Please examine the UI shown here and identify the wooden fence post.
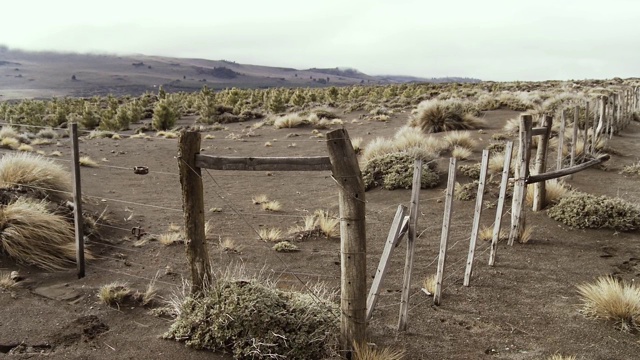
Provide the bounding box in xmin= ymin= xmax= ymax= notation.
xmin=71 ymin=123 xmax=85 ymax=279
xmin=326 ymin=129 xmax=367 ymax=353
xmin=532 ymin=115 xmax=552 ymax=211
xmin=584 ymin=102 xmax=589 ymax=156
xmin=463 ymin=150 xmax=489 ymax=286
xmin=178 ymin=131 xmax=212 ymax=295
xmin=398 ymin=160 xmax=422 ymax=331
xmin=556 ymin=110 xmax=566 ymax=171
xmin=509 ymin=115 xmax=533 ymax=245
xmin=489 ymin=141 xmax=513 ymax=266
xmin=434 ymin=158 xmax=456 ymax=306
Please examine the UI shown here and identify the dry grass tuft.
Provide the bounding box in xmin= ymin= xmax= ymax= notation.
xmin=98 ymin=281 xmax=132 ymax=306
xmin=503 ymin=118 xmax=521 ymax=133
xmin=577 ymin=276 xmax=640 ymax=332
xmin=49 ymin=151 xmax=62 ymax=157
xmin=252 ymin=194 xmax=269 ymax=205
xmin=315 ymin=209 xmax=340 ymax=239
xmin=547 ymin=355 xmax=576 ymax=360
xmin=488 ymin=151 xmax=515 ymax=176
xmin=219 ymin=238 xmax=242 ymax=253
xmin=442 ymin=131 xmax=477 ymax=151
xmin=518 ymin=224 xmax=534 ymax=244
xmin=351 ymin=137 xmax=363 ymax=155
xmin=451 ymin=146 xmax=472 ymax=160
xmin=273 ymin=241 xmax=299 ymax=252
xmin=0 ymin=137 xmax=20 ymax=150
xmin=0 ymin=152 xmax=71 ymax=202
xmin=525 ymin=179 xmax=570 ymax=207
xmin=0 ymin=126 xmax=19 ymax=140
xmin=79 ymin=156 xmax=99 ymax=167
xmin=408 ymin=99 xmax=485 ymax=133
xmin=158 ymin=232 xmax=184 ymax=246
xmin=422 ymin=274 xmax=437 ymax=296
xmin=0 ymin=272 xmax=15 ymax=289
xmin=352 ymin=341 xmax=405 ymax=360
xmin=258 ymin=227 xmax=283 ymax=242
xmin=274 ymin=114 xmax=307 ymax=129
xmin=479 ymin=226 xmax=507 ymax=242
xmin=17 ymin=144 xmax=34 ymax=152
xmin=261 ymin=200 xmax=282 ymax=212
xmin=156 ymin=131 xmax=179 ymax=139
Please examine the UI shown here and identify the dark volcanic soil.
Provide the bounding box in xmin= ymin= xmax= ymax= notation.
xmin=1 ymin=109 xmax=639 ymax=359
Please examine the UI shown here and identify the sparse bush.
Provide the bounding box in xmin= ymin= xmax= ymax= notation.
xmin=548 ymin=192 xmax=640 ymax=231
xmin=459 ymin=163 xmax=481 ymax=179
xmin=273 ymin=241 xmax=299 ymax=252
xmin=577 ymin=276 xmax=640 ymax=332
xmin=451 ymin=146 xmax=472 ymax=160
xmin=525 ymin=179 xmax=570 ymax=207
xmin=362 ymin=152 xmax=440 ymax=190
xmin=353 ymin=341 xmax=405 ymax=360
xmin=442 ymin=131 xmax=477 ymax=150
xmin=164 ymin=275 xmax=339 ymax=359
xmin=454 ymin=181 xmax=479 ymax=201
xmin=408 ymin=99 xmax=485 ymax=133
xmin=258 ymin=228 xmax=283 ymax=242
xmin=152 ymin=98 xmax=180 ymax=131
xmin=274 ymin=113 xmax=307 ymax=129
xmin=79 ymin=156 xmax=98 ymax=167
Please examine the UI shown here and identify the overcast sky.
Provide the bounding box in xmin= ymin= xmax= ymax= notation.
xmin=2 ymin=0 xmax=638 ymax=81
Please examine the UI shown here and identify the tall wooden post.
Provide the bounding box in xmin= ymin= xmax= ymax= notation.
xmin=584 ymin=102 xmax=589 ymax=155
xmin=71 ymin=123 xmax=85 ymax=279
xmin=434 ymin=158 xmax=456 ymax=306
xmin=489 ymin=141 xmax=513 ymax=266
xmin=556 ymin=110 xmax=566 ymax=171
xmin=326 ymin=129 xmax=366 ymax=354
xmin=463 ymin=150 xmax=489 ymax=286
xmin=509 ymin=115 xmax=533 ymax=245
xmin=398 ymin=160 xmax=422 ymax=331
xmin=178 ymin=131 xmax=212 ymax=294
xmin=533 ymin=115 xmax=552 ymax=211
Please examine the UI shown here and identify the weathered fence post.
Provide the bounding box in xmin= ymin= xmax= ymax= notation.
xmin=326 ymin=129 xmax=366 ymax=354
xmin=71 ymin=123 xmax=85 ymax=279
xmin=489 ymin=141 xmax=514 ymax=266
xmin=434 ymin=158 xmax=456 ymax=306
xmin=583 ymin=102 xmax=589 ymax=156
xmin=532 ymin=115 xmax=552 ymax=211
xmin=463 ymin=150 xmax=489 ymax=286
xmin=178 ymin=131 xmax=212 ymax=294
xmin=398 ymin=160 xmax=422 ymax=331
xmin=556 ymin=110 xmax=566 ymax=171
xmin=509 ymin=115 xmax=533 ymax=245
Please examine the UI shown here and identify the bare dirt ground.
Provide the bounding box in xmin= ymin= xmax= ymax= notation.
xmin=1 ymin=109 xmax=639 ymax=359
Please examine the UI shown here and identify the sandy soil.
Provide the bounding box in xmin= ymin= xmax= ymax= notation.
xmin=1 ymin=109 xmax=639 ymax=359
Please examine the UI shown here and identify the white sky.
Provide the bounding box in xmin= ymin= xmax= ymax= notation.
xmin=2 ymin=0 xmax=638 ymax=81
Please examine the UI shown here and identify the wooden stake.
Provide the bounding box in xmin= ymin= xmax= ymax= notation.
xmin=326 ymin=129 xmax=367 ymax=352
xmin=367 ymin=205 xmax=407 ymax=321
xmin=509 ymin=115 xmax=533 ymax=245
xmin=178 ymin=132 xmax=212 ymax=294
xmin=434 ymin=158 xmax=456 ymax=306
xmin=71 ymin=123 xmax=85 ymax=279
xmin=556 ymin=110 xmax=566 ymax=171
xmin=584 ymin=102 xmax=589 ymax=155
xmin=463 ymin=150 xmax=489 ymax=286
xmin=489 ymin=141 xmax=513 ymax=266
xmin=398 ymin=160 xmax=422 ymax=331
xmin=592 ymin=98 xmax=599 ymax=155
xmin=568 ymin=107 xmax=579 ymax=180
xmin=532 ymin=115 xmax=552 ymax=211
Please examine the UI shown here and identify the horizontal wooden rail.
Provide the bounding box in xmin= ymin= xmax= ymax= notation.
xmin=526 ymin=154 xmax=610 ymax=184
xmin=195 ymin=155 xmax=332 ymax=171
xmin=531 ymin=127 xmax=548 ymax=136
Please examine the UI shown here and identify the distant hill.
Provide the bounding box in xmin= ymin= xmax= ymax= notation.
xmin=0 ymin=48 xmax=480 ymax=99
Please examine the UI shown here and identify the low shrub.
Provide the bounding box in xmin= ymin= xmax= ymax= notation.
xmin=547 ymin=192 xmax=640 ymax=231
xmin=408 ymin=99 xmax=485 ymax=133
xmin=362 ymin=152 xmax=440 ymax=190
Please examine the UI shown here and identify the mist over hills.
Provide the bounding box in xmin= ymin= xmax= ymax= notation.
xmin=0 ymin=47 xmax=481 ymax=99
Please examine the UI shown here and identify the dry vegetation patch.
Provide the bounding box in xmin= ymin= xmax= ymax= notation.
xmin=577 ymin=276 xmax=640 ymax=332
xmin=352 ymin=341 xmax=405 ymax=360
xmin=164 ymin=274 xmax=339 ymax=359
xmin=408 ymin=99 xmax=485 ymax=133
xmin=548 ymin=192 xmax=640 ymax=231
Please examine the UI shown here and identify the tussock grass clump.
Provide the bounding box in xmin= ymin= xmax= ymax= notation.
xmin=273 ymin=241 xmax=299 ymax=252
xmin=0 ymin=137 xmax=20 ymax=150
xmin=156 ymin=131 xmax=179 ymax=139
xmin=261 ymin=200 xmax=282 ymax=212
xmin=620 ymin=162 xmax=640 ymax=176
xmin=0 ymin=152 xmax=71 ymax=202
xmin=251 ymin=194 xmax=269 ymax=205
xmin=36 ymin=128 xmax=58 ymax=139
xmin=352 ymin=341 xmax=405 ymax=360
xmin=163 ymin=274 xmax=339 ymax=359
xmin=422 ymin=274 xmax=437 ymax=296
xmin=0 ymin=198 xmax=83 ymax=270
xmin=488 ymin=151 xmax=515 ymax=176
xmin=158 ymin=232 xmax=184 ymax=246
xmin=577 ymin=276 xmax=640 ymax=332
xmin=87 ymin=130 xmax=118 ymax=139
xmin=79 ymin=156 xmax=98 ymax=167
xmin=362 ymin=152 xmax=440 ymax=190
xmin=98 ymin=279 xmax=158 ymax=307
xmin=274 ymin=113 xmax=307 ymax=129
xmin=548 ymin=355 xmax=576 ymax=360
xmin=442 ymin=131 xmax=477 ymax=151
xmin=258 ymin=228 xmax=283 ymax=242
xmin=0 ymin=126 xmax=19 ymax=140
xmin=17 ymin=144 xmax=34 ymax=152
xmin=525 ymin=179 xmax=570 ymax=207
xmin=315 ymin=209 xmax=339 ymax=239
xmin=351 ymin=137 xmax=363 ymax=155
xmin=408 ymin=99 xmax=485 ymax=133
xmin=0 ymin=272 xmax=15 ymax=289
xmin=479 ymin=226 xmax=507 ymax=242
xmin=548 ymin=192 xmax=640 ymax=231
xmin=451 ymin=146 xmax=472 ymax=160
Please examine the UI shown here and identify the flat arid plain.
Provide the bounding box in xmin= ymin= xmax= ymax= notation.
xmin=1 ymin=50 xmax=639 ymax=360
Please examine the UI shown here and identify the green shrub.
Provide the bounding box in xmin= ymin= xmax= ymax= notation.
xmin=152 ymin=98 xmax=180 ymax=130
xmin=548 ymin=192 xmax=640 ymax=231
xmin=459 ymin=163 xmax=481 ymax=180
xmin=273 ymin=241 xmax=299 ymax=252
xmin=164 ymin=279 xmax=338 ymax=359
xmin=362 ymin=152 xmax=440 ymax=190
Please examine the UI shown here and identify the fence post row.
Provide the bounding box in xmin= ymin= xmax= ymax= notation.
xmin=178 ymin=129 xmax=366 ymax=356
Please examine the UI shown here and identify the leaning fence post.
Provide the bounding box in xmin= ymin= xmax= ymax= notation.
xmin=532 ymin=115 xmax=552 ymax=211
xmin=509 ymin=115 xmax=533 ymax=245
xmin=489 ymin=141 xmax=514 ymax=266
xmin=398 ymin=159 xmax=422 ymax=331
xmin=71 ymin=123 xmax=85 ymax=279
xmin=463 ymin=150 xmax=489 ymax=286
xmin=178 ymin=131 xmax=212 ymax=295
xmin=326 ymin=129 xmax=366 ymax=354
xmin=434 ymin=158 xmax=456 ymax=306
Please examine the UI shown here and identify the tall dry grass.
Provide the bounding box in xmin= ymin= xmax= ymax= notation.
xmin=0 ymin=153 xmax=72 ymax=202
